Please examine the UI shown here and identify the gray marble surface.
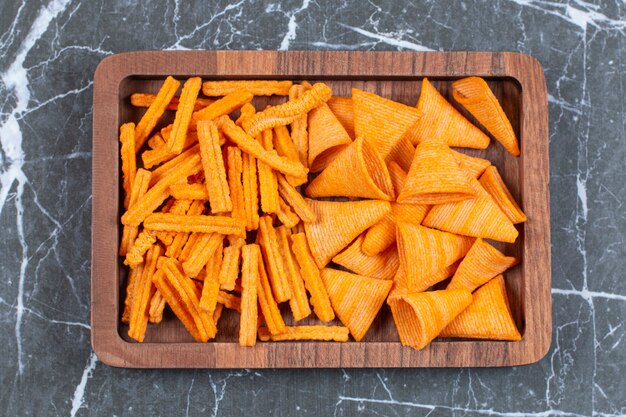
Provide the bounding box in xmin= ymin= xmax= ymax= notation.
xmin=1 ymin=0 xmax=625 ymax=416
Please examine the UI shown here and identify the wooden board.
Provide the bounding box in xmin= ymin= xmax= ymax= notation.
xmin=92 ymin=51 xmax=551 ymax=368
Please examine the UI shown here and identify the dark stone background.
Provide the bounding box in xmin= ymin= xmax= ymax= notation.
xmin=1 ymin=1 xmax=624 ymax=416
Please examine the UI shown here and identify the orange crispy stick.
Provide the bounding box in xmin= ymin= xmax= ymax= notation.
xmin=451 ymin=150 xmax=491 ymax=179
xmin=422 ymin=177 xmax=519 ymax=243
xmin=148 ymin=290 xmax=166 ymax=324
xmin=124 ymin=230 xmax=157 ymax=267
xmin=120 ymin=169 xmax=152 ymax=256
xmin=217 ymin=116 xmax=308 ymax=178
xmin=236 ymin=102 xmax=256 ymax=127
xmin=258 ymin=216 xmax=292 ymax=302
xmin=199 ymin=272 xmax=221 ymax=315
xmin=156 ymin=199 xmax=191 ymax=246
xmin=202 ymin=80 xmax=293 ymax=96
xmin=167 ymin=77 xmax=202 ymax=154
xmin=122 ymin=153 xmax=203 ymax=227
xmin=273 ymin=125 xmax=306 ymax=186
xmin=276 ymin=196 xmax=300 ymax=228
xmin=276 ymin=174 xmax=316 ymax=223
xmin=165 ymin=200 xmax=206 ymax=259
xmin=258 ymin=325 xmax=349 ymax=342
xmin=179 ymin=232 xmax=202 ymax=263
xmin=291 ymin=233 xmax=335 ymax=322
xmin=441 ymin=275 xmax=521 ymax=340
xmin=143 ymin=213 xmax=245 ymax=236
xmin=142 ymin=131 xmax=199 ymax=170
xmin=276 ymin=226 xmax=311 ymax=321
xmin=190 ymin=89 xmax=253 ymax=130
xmin=128 ymin=244 xmax=161 ymax=342
xmin=388 ymin=289 xmax=472 ymax=350
xmin=243 ymin=83 xmax=332 ymax=137
xmin=119 ymin=122 xmax=136 ymax=208
xmin=169 ymin=183 xmax=209 ymax=201
xmin=226 ymin=146 xmax=246 ymax=223
xmin=333 ymin=234 xmax=399 ymax=281
xmin=134 ymin=76 xmax=180 ymax=152
xmin=327 ymin=96 xmax=354 ymax=138
xmin=479 ymin=166 xmax=527 ymax=224
xmin=121 ymin=263 xmax=143 ymax=324
xmin=452 ymin=77 xmax=520 ymax=156
xmin=288 ymin=84 xmax=309 ymax=167
xmin=161 ymin=258 xmax=217 ymax=341
xmin=182 ymin=233 xmax=223 ymax=278
xmin=130 ymin=93 xmax=214 ymax=111
xmin=218 ymin=245 xmax=241 ymax=291
xmin=240 ymin=244 xmax=260 ymax=346
xmin=147 ymin=133 xmax=166 ymax=149
xmin=257 ymin=129 xmax=280 ymax=214
xmin=197 ymin=120 xmax=233 ymax=213
xmin=322 ymin=268 xmax=392 ymax=341
xmin=447 ymin=238 xmax=518 ymax=292
xmin=152 ymin=269 xmax=204 ymax=341
xmin=242 ymin=150 xmax=259 ymax=230
xmin=257 ymin=256 xmax=287 ymax=335
xmin=217 ymin=291 xmax=241 ymax=312
xmin=148 ymin=144 xmax=200 ymax=187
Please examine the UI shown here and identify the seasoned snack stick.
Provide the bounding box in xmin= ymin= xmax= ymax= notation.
xmin=257 ymin=129 xmax=280 ymax=214
xmin=120 ymin=169 xmax=151 ymax=256
xmin=134 ymin=76 xmax=180 ymax=152
xmin=276 ymin=226 xmax=311 ymax=321
xmin=119 ymin=122 xmax=136 ymax=208
xmin=276 ymin=174 xmax=316 ymax=223
xmin=128 ymin=244 xmax=161 ymax=342
xmin=258 ymin=216 xmax=291 ymax=303
xmin=168 ymin=77 xmax=202 ymax=154
xmin=239 ymin=244 xmax=260 ymax=346
xmin=197 ymin=120 xmax=232 ymax=213
xmin=130 ymin=93 xmax=214 ymax=112
xmin=258 ymin=326 xmax=349 ymax=342
xmin=217 ymin=116 xmax=308 ymax=178
xmin=121 ymin=263 xmax=143 ymax=325
xmin=257 ymin=256 xmax=287 ymax=335
xmin=143 ymin=213 xmax=245 ymax=236
xmin=202 ymin=80 xmax=292 ymax=96
xmin=190 ymin=89 xmax=253 ymax=130
xmin=288 ymin=84 xmax=308 ymax=168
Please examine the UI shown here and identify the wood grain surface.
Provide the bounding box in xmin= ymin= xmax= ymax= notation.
xmin=92 ymin=51 xmax=551 ymax=368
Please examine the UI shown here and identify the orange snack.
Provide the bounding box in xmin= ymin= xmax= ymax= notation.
xmin=182 ymin=233 xmax=223 ymax=278
xmin=452 ymin=77 xmax=520 ymax=156
xmin=242 ymin=82 xmax=332 ymax=137
xmin=119 ymin=122 xmax=136 ymax=208
xmin=239 ymin=244 xmax=260 ymax=346
xmin=120 ymin=169 xmax=151 ymax=256
xmin=236 ymin=102 xmax=257 ymax=127
xmin=128 ymin=244 xmax=161 ymax=342
xmin=124 ymin=230 xmax=157 ymax=267
xmin=226 ymin=145 xmax=246 ymax=223
xmin=147 ymin=133 xmax=166 ymax=150
xmin=290 ymin=233 xmax=335 ymax=322
xmin=148 ymin=290 xmax=166 ymax=324
xmin=396 ymin=223 xmax=474 ymax=292
xmin=276 ymin=196 xmax=300 ymax=228
xmin=333 ymin=234 xmax=399 ymax=281
xmin=276 ymin=174 xmax=316 ymax=223
xmin=258 ymin=216 xmax=291 ymax=302
xmin=156 ymin=199 xmax=191 ymax=247
xmin=322 ymin=268 xmax=392 ymax=341
xmin=190 ymin=89 xmax=253 ymax=130
xmin=327 ymin=96 xmax=354 ymax=138
xmin=121 ymin=263 xmax=143 ymax=325
xmin=288 ymin=84 xmax=308 ymax=167
xmin=122 ymin=153 xmax=202 ymax=226
xmin=217 ymin=290 xmax=241 ymax=312
xmin=303 ymin=199 xmax=391 ymax=268
xmin=160 ymin=258 xmax=217 ymax=342
xmin=199 ymin=273 xmax=221 ymax=315
xmin=388 ymin=289 xmax=472 ymax=350
xmin=307 ymin=103 xmax=352 ymax=173
xmin=257 ymin=256 xmax=287 ymax=335
xmin=258 ymin=326 xmax=349 ymax=342
xmin=277 ymin=226 xmax=311 ymax=321
xmin=167 ymin=77 xmax=202 ymax=154
xmin=384 ymin=137 xmax=415 ymax=173
xmin=134 ymin=76 xmax=180 ymax=151
xmin=148 ymin=144 xmax=200 ymax=187
xmin=131 ymin=93 xmax=214 ymax=112
xmin=306 ymin=136 xmax=394 ymax=200
xmin=178 ymin=232 xmax=201 ymax=262
xmin=397 ymin=140 xmax=476 ymax=205
xmin=406 ymin=77 xmax=489 ymax=149
xmin=273 ymin=125 xmax=306 ymax=186
xmin=143 ymin=213 xmax=245 ymax=236
xmin=362 ymin=203 xmax=429 ymax=256
xmin=422 ymin=177 xmax=519 ymax=243
xmin=352 ymin=88 xmax=422 ymax=159
xmin=257 ymin=129 xmax=280 ymax=214
xmin=164 ymin=200 xmax=206 ymax=259
xmin=479 ymin=166 xmax=527 ymax=224
xmin=197 ymin=120 xmax=232 ymax=213
xmin=217 ymin=116 xmax=308 ymax=178
xmin=218 ymin=245 xmax=241 ymax=291
xmin=202 ymin=80 xmax=292 ymax=96
xmin=447 ymin=238 xmax=518 ymax=292
xmin=451 ymin=150 xmax=491 ymax=179
xmin=169 ymin=183 xmax=209 ymax=201
xmin=441 ymin=275 xmax=521 ymax=340
xmin=241 ymin=150 xmax=259 ymax=230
